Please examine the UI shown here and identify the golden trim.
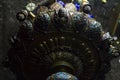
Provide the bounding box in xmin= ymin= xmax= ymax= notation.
xmin=112 ymin=13 xmax=120 ymax=36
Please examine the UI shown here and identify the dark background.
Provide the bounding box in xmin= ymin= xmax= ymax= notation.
xmin=0 ymin=0 xmax=120 ymax=80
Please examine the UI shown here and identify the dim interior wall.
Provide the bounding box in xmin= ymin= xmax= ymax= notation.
xmin=89 ymin=0 xmax=119 ymax=31
xmin=0 ymin=0 xmax=120 ymax=80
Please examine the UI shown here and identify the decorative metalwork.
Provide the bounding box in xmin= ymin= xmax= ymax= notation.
xmin=4 ymin=0 xmax=120 ymax=80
